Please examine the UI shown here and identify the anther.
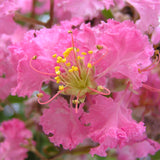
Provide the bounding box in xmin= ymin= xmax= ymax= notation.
xmin=72 ymin=100 xmax=79 ymax=104
xmin=56 ymin=70 xmax=61 ymax=75
xmin=87 ymin=63 xmax=92 ymax=68
xmin=88 ymin=50 xmax=93 ymax=54
xmin=63 ymin=48 xmax=73 ymax=58
xmin=59 ymin=85 xmax=64 ymax=90
xmin=96 ymin=45 xmax=103 ymax=50
xmin=72 ymin=66 xmax=78 ymax=71
xmin=81 ymin=52 xmax=87 ymax=55
xmin=32 ymin=55 xmax=37 ymax=60
xmin=77 ymin=56 xmax=84 ymax=60
xmin=68 ymin=30 xmax=72 ymax=33
xmin=66 ymin=62 xmax=71 ymax=67
xmin=62 ymin=58 xmax=66 ymax=63
xmin=55 ymin=66 xmax=60 ymax=71
xmin=52 ymin=54 xmax=57 ymax=58
xmin=37 ymin=93 xmax=44 ymax=98
xmin=69 ymin=68 xmax=74 ymax=72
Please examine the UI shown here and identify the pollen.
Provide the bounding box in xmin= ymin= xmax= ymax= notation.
xmin=76 ymin=48 xmax=80 ymax=52
xmin=37 ymin=93 xmax=44 ymax=98
xmin=63 ymin=47 xmax=73 ymax=58
xmin=87 ymin=63 xmax=92 ymax=68
xmin=57 ymin=56 xmax=63 ymax=63
xmin=69 ymin=68 xmax=74 ymax=72
xmin=62 ymin=58 xmax=66 ymax=63
xmin=88 ymin=50 xmax=93 ymax=54
xmin=52 ymin=54 xmax=57 ymax=58
xmin=55 ymin=66 xmax=60 ymax=71
xmin=59 ymin=85 xmax=64 ymax=90
xmin=68 ymin=30 xmax=72 ymax=33
xmin=81 ymin=52 xmax=87 ymax=55
xmin=96 ymin=45 xmax=103 ymax=50
xmin=56 ymin=70 xmax=61 ymax=75
xmin=72 ymin=66 xmax=78 ymax=71
xmin=32 ymin=55 xmax=37 ymax=60
xmin=77 ymin=56 xmax=84 ymax=60
xmin=55 ymin=76 xmax=61 ymax=83
xmin=66 ymin=62 xmax=71 ymax=67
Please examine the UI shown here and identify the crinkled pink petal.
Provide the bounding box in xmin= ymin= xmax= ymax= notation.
xmin=94 ymin=20 xmax=153 ymax=89
xmin=54 ymin=0 xmax=105 ymax=21
xmin=118 ymin=139 xmax=160 ymax=160
xmin=151 ymin=26 xmax=160 ymax=44
xmin=40 ymin=97 xmax=87 ymax=150
xmin=0 ymin=26 xmax=27 ymax=100
xmin=0 ymin=118 xmax=33 ymax=160
xmin=126 ymin=0 xmax=160 ymax=33
xmin=10 ymin=21 xmax=77 ymax=97
xmin=82 ymin=95 xmax=146 ymax=156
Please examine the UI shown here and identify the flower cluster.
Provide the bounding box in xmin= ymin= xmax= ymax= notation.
xmin=1 ymin=0 xmax=160 ymax=159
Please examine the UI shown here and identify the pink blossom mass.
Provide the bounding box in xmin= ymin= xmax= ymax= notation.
xmin=0 ymin=119 xmax=33 ymax=160
xmin=0 ymin=0 xmax=160 ymax=159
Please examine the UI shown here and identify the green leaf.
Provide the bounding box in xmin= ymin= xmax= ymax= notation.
xmin=102 ymin=9 xmax=113 ymax=20
xmin=8 ymin=95 xmax=27 ymax=103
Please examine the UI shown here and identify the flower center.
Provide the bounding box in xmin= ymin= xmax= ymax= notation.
xmin=30 ymin=31 xmax=111 ymax=112
xmin=53 ymin=47 xmax=97 ymax=100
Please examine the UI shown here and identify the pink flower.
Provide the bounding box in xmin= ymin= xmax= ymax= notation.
xmin=126 ymin=0 xmax=160 ymax=33
xmin=0 ymin=118 xmax=33 ymax=160
xmin=82 ymin=95 xmax=146 ymax=156
xmin=40 ymin=97 xmax=87 ymax=150
xmin=10 ymin=20 xmax=153 ymax=98
xmin=118 ymin=139 xmax=160 ymax=160
xmin=0 ymin=26 xmax=27 ymax=100
xmin=0 ymin=0 xmax=33 ymax=15
xmin=92 ymin=20 xmax=153 ymax=89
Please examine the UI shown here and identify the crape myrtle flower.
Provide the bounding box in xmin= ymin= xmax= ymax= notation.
xmin=10 ymin=19 xmax=157 ymax=157
xmin=0 ymin=118 xmax=33 ymax=160
xmin=10 ymin=19 xmax=154 ymax=99
xmin=0 ymin=26 xmax=27 ymax=100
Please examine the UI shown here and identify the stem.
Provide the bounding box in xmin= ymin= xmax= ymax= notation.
xmin=31 ymin=146 xmax=47 ymax=160
xmin=48 ymin=145 xmax=98 ymax=160
xmin=45 ymin=0 xmax=54 ymax=28
xmin=14 ymin=12 xmax=46 ymax=26
xmin=31 ymin=0 xmax=36 ymax=18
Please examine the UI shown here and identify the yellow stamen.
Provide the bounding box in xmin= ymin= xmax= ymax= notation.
xmin=55 ymin=66 xmax=60 ymax=71
xmin=59 ymin=85 xmax=64 ymax=90
xmin=76 ymin=48 xmax=80 ymax=52
xmin=81 ymin=52 xmax=87 ymax=55
xmin=56 ymin=70 xmax=61 ymax=75
xmin=68 ymin=30 xmax=72 ymax=33
xmin=55 ymin=76 xmax=61 ymax=83
xmin=32 ymin=55 xmax=37 ymax=60
xmin=72 ymin=66 xmax=78 ymax=71
xmin=37 ymin=93 xmax=43 ymax=98
xmin=55 ymin=76 xmax=60 ymax=80
xmin=69 ymin=68 xmax=74 ymax=72
xmin=88 ymin=50 xmax=93 ymax=54
xmin=52 ymin=54 xmax=57 ymax=58
xmin=66 ymin=62 xmax=71 ymax=67
xmin=63 ymin=47 xmax=73 ymax=58
xmin=77 ymin=56 xmax=84 ymax=60
xmin=57 ymin=56 xmax=63 ymax=63
xmin=62 ymin=58 xmax=66 ymax=63
xmin=96 ymin=45 xmax=103 ymax=50
xmin=87 ymin=63 xmax=92 ymax=68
